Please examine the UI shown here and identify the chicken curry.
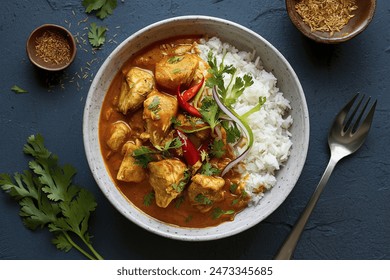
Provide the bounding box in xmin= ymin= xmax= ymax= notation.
xmin=99 ymin=37 xmax=252 ymax=228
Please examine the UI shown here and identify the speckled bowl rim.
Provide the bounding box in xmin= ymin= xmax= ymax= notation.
xmin=83 ymin=15 xmax=310 ymax=241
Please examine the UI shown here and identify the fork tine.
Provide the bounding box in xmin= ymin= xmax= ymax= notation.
xmin=350 ymin=96 xmax=371 ymax=133
xmin=340 ymin=94 xmax=376 ymax=136
xmin=342 ymin=94 xmax=364 ymax=133
xmin=334 ymin=94 xmax=358 ymax=130
xmin=354 ymin=98 xmax=377 ymax=137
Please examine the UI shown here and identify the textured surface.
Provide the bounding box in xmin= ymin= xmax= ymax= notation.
xmin=0 ymin=0 xmax=389 ymax=260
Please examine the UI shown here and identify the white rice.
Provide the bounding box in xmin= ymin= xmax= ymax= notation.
xmin=197 ymin=37 xmax=293 ymax=205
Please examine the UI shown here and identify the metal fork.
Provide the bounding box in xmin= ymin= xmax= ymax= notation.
xmin=274 ymin=94 xmax=377 ymax=260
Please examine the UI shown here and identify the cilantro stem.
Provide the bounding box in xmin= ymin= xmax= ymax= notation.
xmin=62 ymin=232 xmax=99 ymax=260
xmin=84 ymin=238 xmax=104 ymax=260
xmin=175 ymin=125 xmax=211 ymax=134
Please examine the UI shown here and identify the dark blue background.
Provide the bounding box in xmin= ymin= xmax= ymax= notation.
xmin=1 ymin=0 xmax=389 ymax=260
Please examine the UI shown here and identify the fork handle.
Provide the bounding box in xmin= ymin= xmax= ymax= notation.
xmin=274 ymin=157 xmax=339 ymax=260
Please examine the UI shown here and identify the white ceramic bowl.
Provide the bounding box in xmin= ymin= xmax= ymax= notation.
xmin=83 ymin=16 xmax=310 ymax=241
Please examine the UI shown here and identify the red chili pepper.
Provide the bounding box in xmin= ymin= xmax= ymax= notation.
xmin=177 ymin=84 xmax=203 ymax=118
xmin=177 ymin=130 xmax=201 ymax=166
xmin=182 ymin=77 xmax=204 ymax=102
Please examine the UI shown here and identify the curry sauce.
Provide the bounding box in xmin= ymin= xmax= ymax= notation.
xmin=99 ymin=37 xmax=249 ymax=228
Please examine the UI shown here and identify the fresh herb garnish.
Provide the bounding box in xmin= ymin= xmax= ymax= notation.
xmin=206 ymin=51 xmax=235 ymax=95
xmin=171 ymin=169 xmax=190 ymax=193
xmin=207 ymin=52 xmax=266 ymax=176
xmin=172 ymin=68 xmax=182 ymax=74
xmin=175 ymin=196 xmax=185 ymax=209
xmin=148 ymin=96 xmax=161 ymax=120
xmin=212 ymin=208 xmax=235 ymax=219
xmin=0 ymin=134 xmax=103 ymax=260
xmin=170 ymin=116 xmax=182 ymax=127
xmin=224 ymin=74 xmax=254 ymax=107
xmin=222 ymin=121 xmax=241 ymax=144
xmin=155 ymin=137 xmax=183 ymax=154
xmin=200 ymin=162 xmax=221 ymax=176
xmin=229 ymin=183 xmax=238 ymax=194
xmin=11 ymin=85 xmax=28 ymax=94
xmin=132 ymin=146 xmax=156 ymax=168
xmin=167 ymin=56 xmax=184 ymax=64
xmin=194 ymin=193 xmax=213 ymax=205
xmin=210 ymin=139 xmax=226 ymax=158
xmin=82 ymin=0 xmax=117 ymax=19
xmin=143 ymin=191 xmax=155 ymax=206
xmin=199 ymin=96 xmax=220 ymax=132
xmin=88 ymin=23 xmax=107 ymax=48
xmin=133 ymin=138 xmax=183 ymax=167
xmin=185 ymin=215 xmax=193 ymax=223
xmin=232 ymin=190 xmax=248 ymax=205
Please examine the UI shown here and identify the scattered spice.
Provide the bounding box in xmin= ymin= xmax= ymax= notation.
xmin=35 ymin=31 xmax=71 ymax=64
xmin=295 ymin=0 xmax=358 ymax=36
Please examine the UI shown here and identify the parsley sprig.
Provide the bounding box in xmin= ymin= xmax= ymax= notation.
xmin=0 ymin=134 xmax=103 ymax=260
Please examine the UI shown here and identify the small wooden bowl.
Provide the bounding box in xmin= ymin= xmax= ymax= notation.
xmin=286 ymin=0 xmax=376 ymax=44
xmin=26 ymin=24 xmax=76 ymax=71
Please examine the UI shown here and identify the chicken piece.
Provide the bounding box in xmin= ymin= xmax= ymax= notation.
xmin=148 ymin=159 xmax=188 ymax=208
xmin=143 ymin=90 xmax=178 ymax=147
xmin=116 ymin=140 xmax=146 ymax=183
xmin=155 ymin=53 xmax=200 ymax=91
xmin=117 ymin=67 xmax=155 ymax=115
xmin=188 ymin=174 xmax=225 ymax=213
xmin=106 ymin=121 xmax=131 ymax=151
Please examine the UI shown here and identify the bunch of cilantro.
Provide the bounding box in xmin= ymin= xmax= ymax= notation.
xmin=0 ymin=134 xmax=103 ymax=260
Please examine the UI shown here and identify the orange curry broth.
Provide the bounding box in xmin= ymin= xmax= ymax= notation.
xmin=99 ymin=36 xmax=248 ymax=228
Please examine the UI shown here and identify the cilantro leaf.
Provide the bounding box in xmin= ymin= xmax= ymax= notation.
xmin=222 ymin=121 xmax=241 ymax=144
xmin=167 ymin=56 xmax=184 ymax=64
xmin=82 ymin=0 xmax=117 ymax=19
xmin=194 ymin=194 xmax=213 ymax=205
xmin=212 ymin=208 xmax=235 ymax=219
xmin=132 ymin=146 xmax=157 ymax=168
xmin=200 ymin=162 xmax=221 ymax=176
xmin=88 ymin=23 xmax=107 ymax=48
xmin=0 ymin=171 xmax=39 ymax=201
xmin=171 ymin=169 xmax=190 ymax=193
xmin=96 ymin=0 xmax=117 ymax=19
xmin=19 ymin=195 xmax=60 ymax=230
xmin=147 ymin=96 xmax=161 ymax=120
xmin=210 ymin=139 xmax=226 ymax=158
xmin=175 ymin=196 xmax=185 ymax=209
xmin=229 ymin=183 xmax=238 ymax=194
xmin=52 ymin=233 xmax=73 ymax=252
xmin=11 ymin=85 xmax=28 ymax=94
xmin=199 ymin=96 xmax=220 ymax=132
xmin=206 ymin=51 xmax=235 ymax=98
xmin=0 ymin=134 xmax=103 ymax=260
xmin=143 ymin=191 xmax=155 ymax=206
xmin=225 ymin=74 xmax=254 ymax=106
